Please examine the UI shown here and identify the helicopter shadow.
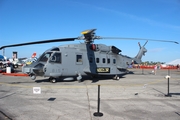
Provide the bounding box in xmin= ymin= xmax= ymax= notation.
xmin=35 ymin=78 xmax=76 ymax=83
xmin=34 ymin=74 xmax=128 ymax=83
xmin=35 ymin=79 xmax=51 ymax=83
xmin=126 ymin=71 xmax=134 ymax=74
xmin=82 ymin=74 xmax=128 ymax=83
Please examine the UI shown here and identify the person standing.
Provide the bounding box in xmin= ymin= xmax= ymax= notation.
xmin=154 ymin=64 xmax=157 ymax=75
xmin=177 ymin=64 xmax=179 ymax=71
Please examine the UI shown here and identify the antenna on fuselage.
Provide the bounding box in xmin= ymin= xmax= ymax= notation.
xmin=143 ymin=41 xmax=148 ymax=47
xmin=138 ymin=42 xmax=141 ymax=49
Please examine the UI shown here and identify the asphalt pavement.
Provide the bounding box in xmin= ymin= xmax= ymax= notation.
xmin=0 ymin=68 xmax=180 ymax=120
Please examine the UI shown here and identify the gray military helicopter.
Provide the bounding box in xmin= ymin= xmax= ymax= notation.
xmin=0 ymin=29 xmax=178 ymax=83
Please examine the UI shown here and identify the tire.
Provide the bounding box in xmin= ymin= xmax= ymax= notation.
xmin=50 ymin=79 xmax=56 ymax=83
xmin=30 ymin=75 xmax=36 ymax=80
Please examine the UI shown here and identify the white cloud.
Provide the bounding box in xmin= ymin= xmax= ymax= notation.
xmin=71 ymin=1 xmax=180 ymax=30
xmin=96 ymin=7 xmax=180 ymax=30
xmin=148 ymin=47 xmax=166 ymax=52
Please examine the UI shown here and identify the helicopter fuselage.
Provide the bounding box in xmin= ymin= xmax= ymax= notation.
xmin=22 ymin=43 xmax=137 ymax=81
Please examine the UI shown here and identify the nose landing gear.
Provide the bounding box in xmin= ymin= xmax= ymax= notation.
xmin=30 ymin=74 xmax=36 ymax=80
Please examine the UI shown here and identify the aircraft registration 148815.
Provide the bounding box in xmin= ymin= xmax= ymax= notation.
xmin=0 ymin=29 xmax=178 ymax=83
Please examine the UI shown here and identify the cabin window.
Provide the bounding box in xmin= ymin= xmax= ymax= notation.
xmin=102 ymin=58 xmax=106 ymax=63
xmin=76 ymin=55 xmax=82 ymax=62
xmin=96 ymin=58 xmax=99 ymax=63
xmin=76 ymin=54 xmax=83 ymax=65
xmin=50 ymin=53 xmax=61 ymax=63
xmin=113 ymin=59 xmax=116 ymax=64
xmin=107 ymin=58 xmax=110 ymax=64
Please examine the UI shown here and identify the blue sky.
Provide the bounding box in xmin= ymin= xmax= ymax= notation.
xmin=0 ymin=0 xmax=180 ymax=63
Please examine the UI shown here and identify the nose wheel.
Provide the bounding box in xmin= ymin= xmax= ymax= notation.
xmin=30 ymin=74 xmax=36 ymax=80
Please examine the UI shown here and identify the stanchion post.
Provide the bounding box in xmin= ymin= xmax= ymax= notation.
xmin=93 ymin=85 xmax=103 ymax=117
xmin=165 ymin=75 xmax=172 ymax=97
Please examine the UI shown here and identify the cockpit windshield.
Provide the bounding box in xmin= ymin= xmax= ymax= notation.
xmin=39 ymin=52 xmax=52 ymax=62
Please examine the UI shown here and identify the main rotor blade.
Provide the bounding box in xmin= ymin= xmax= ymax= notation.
xmin=100 ymin=37 xmax=179 ymax=44
xmin=0 ymin=37 xmax=78 ymax=50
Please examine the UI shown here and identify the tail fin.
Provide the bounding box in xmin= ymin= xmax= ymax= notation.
xmin=134 ymin=41 xmax=148 ymax=63
xmin=31 ymin=52 xmax=36 ymax=58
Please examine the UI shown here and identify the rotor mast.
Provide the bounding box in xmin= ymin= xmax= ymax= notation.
xmin=80 ymin=29 xmax=100 ymax=44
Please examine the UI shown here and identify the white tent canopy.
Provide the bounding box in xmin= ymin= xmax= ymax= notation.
xmin=166 ymin=59 xmax=180 ymax=65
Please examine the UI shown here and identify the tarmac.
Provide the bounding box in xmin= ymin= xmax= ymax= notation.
xmin=0 ymin=68 xmax=180 ymax=120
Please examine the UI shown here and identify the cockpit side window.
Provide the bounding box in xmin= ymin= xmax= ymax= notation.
xmin=50 ymin=53 xmax=61 ymax=63
xmin=39 ymin=52 xmax=52 ymax=62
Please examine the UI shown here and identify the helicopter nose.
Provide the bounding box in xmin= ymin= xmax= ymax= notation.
xmin=32 ymin=63 xmax=45 ymax=76
xmin=22 ymin=63 xmax=45 ymax=76
xmin=22 ymin=65 xmax=33 ymax=74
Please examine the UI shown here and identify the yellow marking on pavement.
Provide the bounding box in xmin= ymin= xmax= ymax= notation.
xmin=0 ymin=82 xmax=32 ymax=88
xmin=0 ymin=78 xmax=179 ymax=89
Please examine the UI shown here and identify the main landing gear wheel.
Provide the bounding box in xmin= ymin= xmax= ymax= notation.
xmin=113 ymin=75 xmax=120 ymax=80
xmin=51 ymin=79 xmax=57 ymax=83
xmin=77 ymin=73 xmax=82 ymax=83
xmin=49 ymin=77 xmax=57 ymax=83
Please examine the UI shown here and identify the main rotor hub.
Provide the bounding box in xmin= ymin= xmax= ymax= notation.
xmin=80 ymin=29 xmax=97 ymax=44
